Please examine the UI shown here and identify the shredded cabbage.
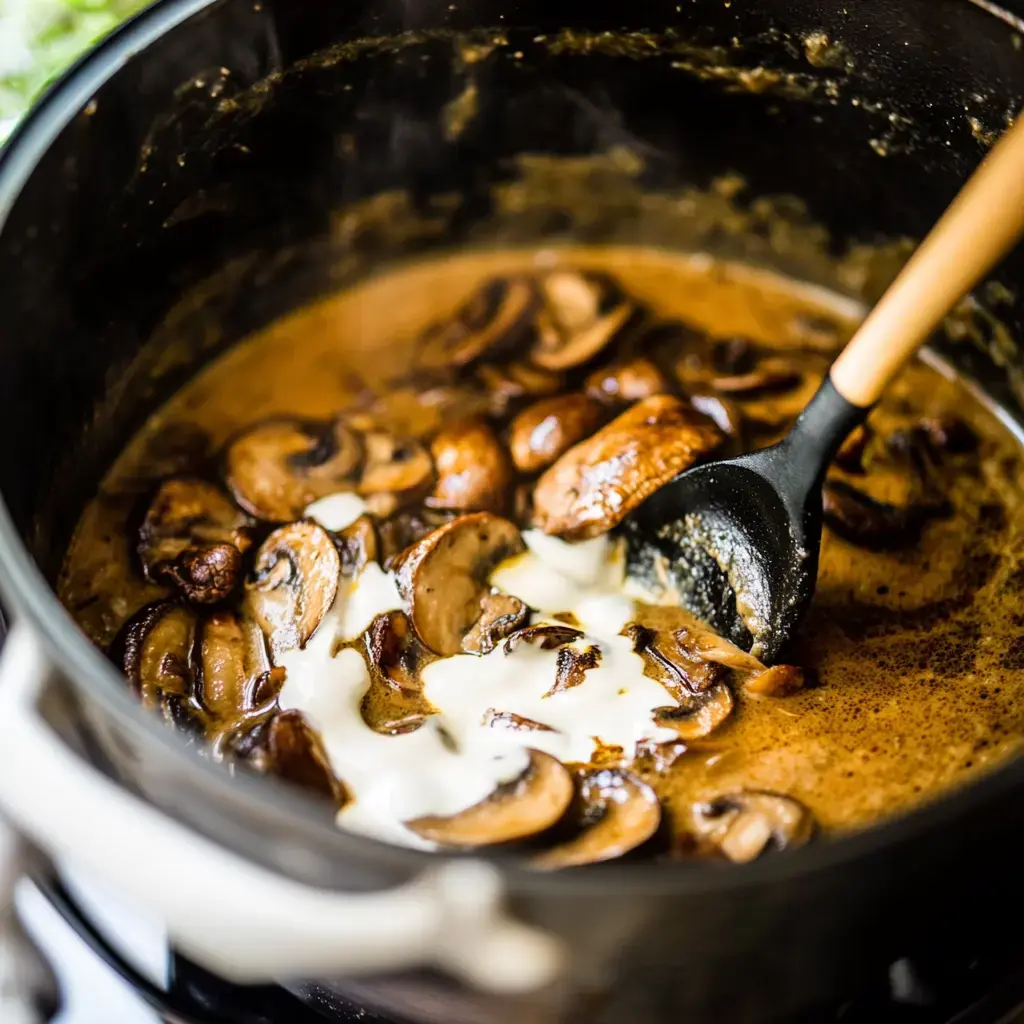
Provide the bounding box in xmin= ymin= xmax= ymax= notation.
xmin=0 ymin=0 xmax=148 ymax=140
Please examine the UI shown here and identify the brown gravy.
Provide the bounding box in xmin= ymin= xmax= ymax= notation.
xmin=59 ymin=246 xmax=1024 ymax=841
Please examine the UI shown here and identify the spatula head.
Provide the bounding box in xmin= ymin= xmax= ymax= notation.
xmin=624 ymin=449 xmax=821 ymax=664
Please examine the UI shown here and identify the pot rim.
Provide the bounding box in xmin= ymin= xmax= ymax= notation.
xmin=1 ymin=0 xmax=1022 ymax=899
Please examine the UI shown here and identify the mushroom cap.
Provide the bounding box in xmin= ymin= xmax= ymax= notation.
xmin=138 ymin=477 xmax=252 ymax=602
xmin=584 ymin=357 xmax=672 ymax=405
xmin=267 ymin=710 xmax=349 ymax=806
xmin=198 ymin=611 xmax=270 ymax=723
xmin=532 ymin=768 xmax=661 ymax=870
xmin=415 ymin=276 xmax=538 ymax=371
xmin=461 ymin=592 xmax=529 ymax=655
xmin=428 ymin=418 xmax=513 ymax=514
xmin=245 ymin=520 xmax=341 ymax=659
xmin=531 ymin=395 xmax=723 ymax=539
xmin=692 ymin=790 xmax=815 ymax=863
xmin=111 ymin=599 xmax=197 ymax=708
xmin=653 ymin=683 xmax=735 ymax=741
xmin=225 ymin=418 xmax=363 ymax=522
xmin=357 ymin=433 xmax=434 ymax=501
xmin=405 ymin=749 xmax=573 ymax=847
xmin=395 ymin=512 xmax=524 ymax=657
xmin=529 ymin=272 xmax=636 ymax=371
xmin=503 ymin=623 xmax=585 ymax=653
xmin=508 ymin=393 xmax=606 ymax=474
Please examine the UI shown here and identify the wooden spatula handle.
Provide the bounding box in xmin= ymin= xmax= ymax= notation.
xmin=830 ymin=113 xmax=1024 ymax=408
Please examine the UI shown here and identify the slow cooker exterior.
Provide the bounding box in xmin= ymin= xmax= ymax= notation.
xmin=2 ymin=1 xmax=1024 ymax=1022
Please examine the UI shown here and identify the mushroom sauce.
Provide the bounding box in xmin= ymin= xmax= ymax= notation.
xmin=59 ymin=247 xmax=1024 ymax=866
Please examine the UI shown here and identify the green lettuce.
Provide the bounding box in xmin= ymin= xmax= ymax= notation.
xmin=1 ymin=0 xmax=149 ymax=140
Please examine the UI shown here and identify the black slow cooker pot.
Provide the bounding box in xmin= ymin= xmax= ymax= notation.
xmin=2 ymin=1 xmax=1024 ymax=1022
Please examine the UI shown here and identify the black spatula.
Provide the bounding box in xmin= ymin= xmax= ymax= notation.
xmin=626 ymin=112 xmax=1024 ymax=663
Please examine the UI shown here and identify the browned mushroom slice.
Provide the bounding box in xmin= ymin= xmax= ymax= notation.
xmin=531 ymin=769 xmax=661 ymax=870
xmin=225 ymin=418 xmax=363 ymax=522
xmin=482 ymin=709 xmax=557 ymax=732
xmin=364 ymin=610 xmax=436 ymax=694
xmin=529 ymin=271 xmax=636 ymax=371
xmin=546 ymin=645 xmax=602 ymax=696
xmin=672 ymin=621 xmax=766 ymax=676
xmin=406 ymin=749 xmax=573 ymax=847
xmin=138 ymin=477 xmax=252 ymax=603
xmin=377 ymin=507 xmax=456 ymax=569
xmin=335 ymin=514 xmax=380 ymax=577
xmin=822 ymin=479 xmax=946 ymax=550
xmin=508 ymin=394 xmax=606 ymax=474
xmin=462 ymin=592 xmax=529 ymax=655
xmin=357 ymin=433 xmax=434 ymax=506
xmin=244 ymin=520 xmax=341 ymax=659
xmin=415 ymin=276 xmax=538 ymax=371
xmin=395 ymin=513 xmax=524 ymax=656
xmin=711 ymin=362 xmax=802 ymax=398
xmin=584 ymin=357 xmax=672 ymax=405
xmin=111 ymin=599 xmax=197 ymax=708
xmin=503 ymin=623 xmax=585 ymax=654
xmin=428 ymin=418 xmax=513 ymax=514
xmin=623 ymin=623 xmax=728 ymax=698
xmin=654 ymin=683 xmax=734 ymax=740
xmin=745 ymin=664 xmax=807 ymax=697
xmin=532 ymin=395 xmax=723 ymax=539
xmin=692 ymin=791 xmax=815 ymax=863
xmin=266 ymin=710 xmax=348 ymax=805
xmin=198 ymin=611 xmax=270 ymax=722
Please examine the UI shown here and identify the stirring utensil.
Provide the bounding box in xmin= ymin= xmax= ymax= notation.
xmin=626 ymin=113 xmax=1024 ymax=663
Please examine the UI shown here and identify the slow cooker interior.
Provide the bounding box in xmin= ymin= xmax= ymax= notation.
xmin=2 ymin=0 xmax=1024 ymax=585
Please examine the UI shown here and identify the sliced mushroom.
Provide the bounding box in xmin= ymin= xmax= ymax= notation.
xmin=508 ymin=394 xmax=606 ymax=474
xmin=357 ymin=433 xmax=434 ymax=506
xmin=711 ymin=362 xmax=802 ymax=398
xmin=360 ymin=611 xmax=437 ymax=735
xmin=462 ymin=592 xmax=529 ymax=654
xmin=406 ymin=749 xmax=573 ymax=847
xmin=476 ymin=361 xmax=563 ymax=417
xmin=225 ymin=418 xmax=363 ymax=522
xmin=672 ymin=622 xmax=766 ymax=676
xmin=377 ymin=507 xmax=456 ymax=569
xmin=111 ymin=599 xmax=197 ymax=708
xmin=531 ymin=769 xmax=661 ymax=870
xmin=503 ymin=623 xmax=585 ymax=654
xmin=137 ymin=477 xmax=252 ymax=603
xmin=822 ymin=479 xmax=944 ymax=550
xmin=623 ymin=624 xmax=728 ymax=697
xmin=266 ymin=710 xmax=348 ymax=805
xmin=395 ymin=513 xmax=524 ymax=656
xmin=482 ymin=709 xmax=557 ymax=732
xmin=653 ymin=683 xmax=734 ymax=740
xmin=415 ymin=276 xmax=538 ymax=371
xmin=335 ymin=514 xmax=380 ymax=577
xmin=428 ymin=418 xmax=513 ymax=513
xmin=529 ymin=271 xmax=636 ymax=371
xmin=546 ymin=645 xmax=602 ymax=696
xmin=198 ymin=611 xmax=270 ymax=722
xmin=532 ymin=395 xmax=723 ymax=539
xmin=584 ymin=357 xmax=672 ymax=405
xmin=245 ymin=520 xmax=341 ymax=659
xmin=692 ymin=791 xmax=815 ymax=863
xmin=745 ymin=664 xmax=807 ymax=697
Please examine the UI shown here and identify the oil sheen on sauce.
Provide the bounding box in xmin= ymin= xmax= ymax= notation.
xmin=59 ymin=246 xmax=1024 ymax=842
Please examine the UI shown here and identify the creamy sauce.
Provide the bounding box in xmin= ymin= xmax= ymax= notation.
xmin=59 ymin=246 xmax=1024 ymax=843
xmin=280 ymin=517 xmax=677 ymax=847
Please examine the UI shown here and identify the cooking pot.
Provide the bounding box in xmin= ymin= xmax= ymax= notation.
xmin=1 ymin=1 xmax=1024 ymax=1021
